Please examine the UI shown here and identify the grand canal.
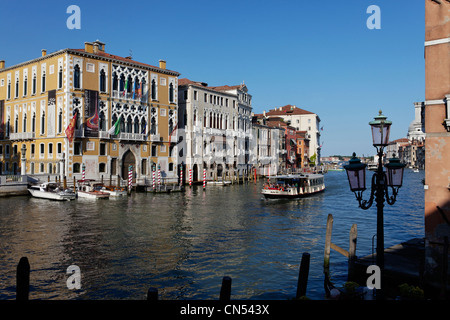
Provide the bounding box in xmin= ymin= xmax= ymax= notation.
xmin=0 ymin=170 xmax=424 ymax=300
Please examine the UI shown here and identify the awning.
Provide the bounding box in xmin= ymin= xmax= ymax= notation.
xmin=290 ymin=139 xmax=297 ymax=145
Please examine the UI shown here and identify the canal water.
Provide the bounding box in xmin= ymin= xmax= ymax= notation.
xmin=0 ymin=170 xmax=424 ymax=300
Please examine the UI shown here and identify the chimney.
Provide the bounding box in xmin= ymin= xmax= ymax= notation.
xmin=41 ymin=49 xmax=47 ymax=57
xmin=0 ymin=60 xmax=5 ymax=69
xmin=93 ymin=40 xmax=105 ymax=53
xmin=84 ymin=42 xmax=93 ymax=53
xmin=159 ymin=59 xmax=166 ymax=69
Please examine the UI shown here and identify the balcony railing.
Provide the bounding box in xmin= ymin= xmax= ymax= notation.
xmin=9 ymin=132 xmax=35 ymax=140
xmin=112 ymin=90 xmax=148 ymax=103
xmin=118 ymin=132 xmax=146 ymax=141
xmin=149 ymin=133 xmax=161 ymax=142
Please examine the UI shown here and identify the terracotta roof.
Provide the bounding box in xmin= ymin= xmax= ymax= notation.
xmin=70 ymin=48 xmax=180 ymax=75
xmin=208 ymin=84 xmax=245 ymax=91
xmin=265 ymin=105 xmax=314 ymax=116
xmin=178 ymin=78 xmax=208 ymax=87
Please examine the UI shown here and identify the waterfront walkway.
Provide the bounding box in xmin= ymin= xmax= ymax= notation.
xmin=352 ymin=238 xmax=448 ymax=298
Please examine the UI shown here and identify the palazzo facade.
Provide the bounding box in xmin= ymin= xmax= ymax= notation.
xmin=0 ymin=40 xmax=180 ymax=184
xmin=177 ymin=78 xmax=253 ymax=182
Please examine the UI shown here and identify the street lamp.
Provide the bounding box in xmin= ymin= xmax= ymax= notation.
xmin=344 ymin=111 xmax=405 ymax=300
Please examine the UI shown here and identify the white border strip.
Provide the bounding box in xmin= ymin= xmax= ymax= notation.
xmin=425 ymin=37 xmax=450 ymax=47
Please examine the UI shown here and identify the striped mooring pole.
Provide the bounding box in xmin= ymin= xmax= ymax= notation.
xmin=203 ymin=168 xmax=206 ymax=189
xmin=152 ymin=168 xmax=155 ymax=190
xmin=180 ymin=166 xmax=183 ymax=187
xmin=189 ymin=169 xmax=192 ymax=187
xmin=128 ymin=165 xmax=132 ymax=194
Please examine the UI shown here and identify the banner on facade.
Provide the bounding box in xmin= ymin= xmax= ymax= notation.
xmin=84 ymin=89 xmax=99 ymax=137
xmin=47 ymin=90 xmax=56 ymax=137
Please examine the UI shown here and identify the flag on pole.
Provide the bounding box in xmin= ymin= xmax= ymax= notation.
xmin=108 ymin=116 xmax=121 ymax=135
xmin=65 ymin=111 xmax=77 ymax=143
xmin=122 ymin=79 xmax=128 ymax=96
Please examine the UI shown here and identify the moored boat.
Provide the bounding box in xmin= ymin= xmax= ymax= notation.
xmin=261 ymin=174 xmax=325 ymax=199
xmin=93 ymin=183 xmax=127 ymax=196
xmin=77 ymin=179 xmax=110 ymax=199
xmin=28 ymin=182 xmax=76 ymax=201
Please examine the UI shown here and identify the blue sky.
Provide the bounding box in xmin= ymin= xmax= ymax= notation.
xmin=1 ymin=0 xmax=425 ymax=157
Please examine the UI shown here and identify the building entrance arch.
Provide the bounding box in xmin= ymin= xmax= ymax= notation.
xmin=122 ymin=150 xmax=136 ymax=181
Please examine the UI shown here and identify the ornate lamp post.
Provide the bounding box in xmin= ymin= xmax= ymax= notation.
xmin=344 ymin=111 xmax=405 ymax=299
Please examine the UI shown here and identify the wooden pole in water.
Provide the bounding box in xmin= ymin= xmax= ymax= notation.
xmin=63 ymin=176 xmax=67 ymax=189
xmin=219 ymin=276 xmax=232 ymax=301
xmin=296 ymin=252 xmax=310 ymax=299
xmin=147 ymin=287 xmax=158 ymax=301
xmin=16 ymin=257 xmax=30 ymax=300
xmin=348 ymin=224 xmax=357 ymax=281
xmin=324 ymin=214 xmax=333 ymax=272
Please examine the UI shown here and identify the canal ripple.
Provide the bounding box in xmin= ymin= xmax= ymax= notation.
xmin=0 ymin=170 xmax=424 ymax=300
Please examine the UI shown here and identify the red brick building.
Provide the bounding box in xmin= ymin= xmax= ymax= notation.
xmin=423 ymin=0 xmax=450 ymax=288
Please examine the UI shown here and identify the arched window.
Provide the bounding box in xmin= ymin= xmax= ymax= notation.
xmin=99 ymin=69 xmax=106 ymax=92
xmin=41 ymin=111 xmax=45 ymax=134
xmin=133 ymin=116 xmax=139 ymax=134
xmin=141 ymin=78 xmax=147 ymax=101
xmin=151 ymin=117 xmax=157 ymax=135
xmin=23 ymin=114 xmax=27 ymax=133
xmin=32 ymin=74 xmax=36 ymax=95
xmin=73 ymin=163 xmax=81 ymax=173
xmin=58 ymin=67 xmax=63 ymax=89
xmin=58 ymin=111 xmax=62 ymax=133
xmin=112 ymin=72 xmax=118 ymax=91
xmin=23 ymin=76 xmax=28 ymax=96
xmin=133 ymin=77 xmax=140 ymax=99
xmin=41 ymin=72 xmax=46 ymax=92
xmin=169 ymin=119 xmax=174 ymax=135
xmin=15 ymin=79 xmax=19 ymax=98
xmin=14 ymin=116 xmax=18 ymax=133
xmin=169 ymin=83 xmax=174 ymax=103
xmin=73 ymin=65 xmax=80 ymax=89
xmin=119 ymin=74 xmax=125 ymax=92
xmin=32 ymin=113 xmax=36 ymax=133
xmin=151 ymin=79 xmax=156 ymax=100
xmin=127 ymin=75 xmax=132 ymax=95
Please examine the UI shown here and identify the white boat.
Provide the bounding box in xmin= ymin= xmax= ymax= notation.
xmin=28 ymin=182 xmax=76 ymax=201
xmin=207 ymin=180 xmax=232 ymax=186
xmin=261 ymin=174 xmax=325 ymax=199
xmin=77 ymin=180 xmax=110 ymax=199
xmin=93 ymin=183 xmax=127 ymax=196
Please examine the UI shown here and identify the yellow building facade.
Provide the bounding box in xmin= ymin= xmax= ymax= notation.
xmin=0 ymin=40 xmax=180 ymax=185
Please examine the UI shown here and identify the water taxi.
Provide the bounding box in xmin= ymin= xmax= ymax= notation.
xmin=261 ymin=174 xmax=325 ymax=199
xmin=77 ymin=179 xmax=110 ymax=199
xmin=28 ymin=182 xmax=76 ymax=201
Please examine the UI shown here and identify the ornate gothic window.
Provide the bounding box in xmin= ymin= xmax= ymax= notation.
xmin=74 ymin=65 xmax=80 ymax=89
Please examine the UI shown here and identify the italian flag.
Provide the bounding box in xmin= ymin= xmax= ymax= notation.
xmin=108 ymin=116 xmax=121 ymax=135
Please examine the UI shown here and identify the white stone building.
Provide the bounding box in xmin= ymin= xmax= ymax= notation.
xmin=177 ymin=79 xmax=253 ymax=182
xmin=263 ymin=105 xmax=321 ymax=163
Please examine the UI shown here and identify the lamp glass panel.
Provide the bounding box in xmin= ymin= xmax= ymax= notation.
xmin=346 ymin=168 xmax=366 ymax=191
xmin=387 ymin=167 xmax=404 ymax=187
xmin=371 ymin=124 xmax=391 ymax=146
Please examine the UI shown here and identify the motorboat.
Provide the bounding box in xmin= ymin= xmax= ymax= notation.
xmin=28 ymin=182 xmax=76 ymax=201
xmin=93 ymin=183 xmax=127 ymax=196
xmin=77 ymin=179 xmax=110 ymax=199
xmin=261 ymin=173 xmax=325 ymax=199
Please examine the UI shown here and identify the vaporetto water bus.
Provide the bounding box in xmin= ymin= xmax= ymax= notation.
xmin=261 ymin=174 xmax=325 ymax=199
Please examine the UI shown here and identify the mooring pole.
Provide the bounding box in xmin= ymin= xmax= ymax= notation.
xmin=296 ymin=252 xmax=310 ymax=298
xmin=16 ymin=257 xmax=30 ymax=300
